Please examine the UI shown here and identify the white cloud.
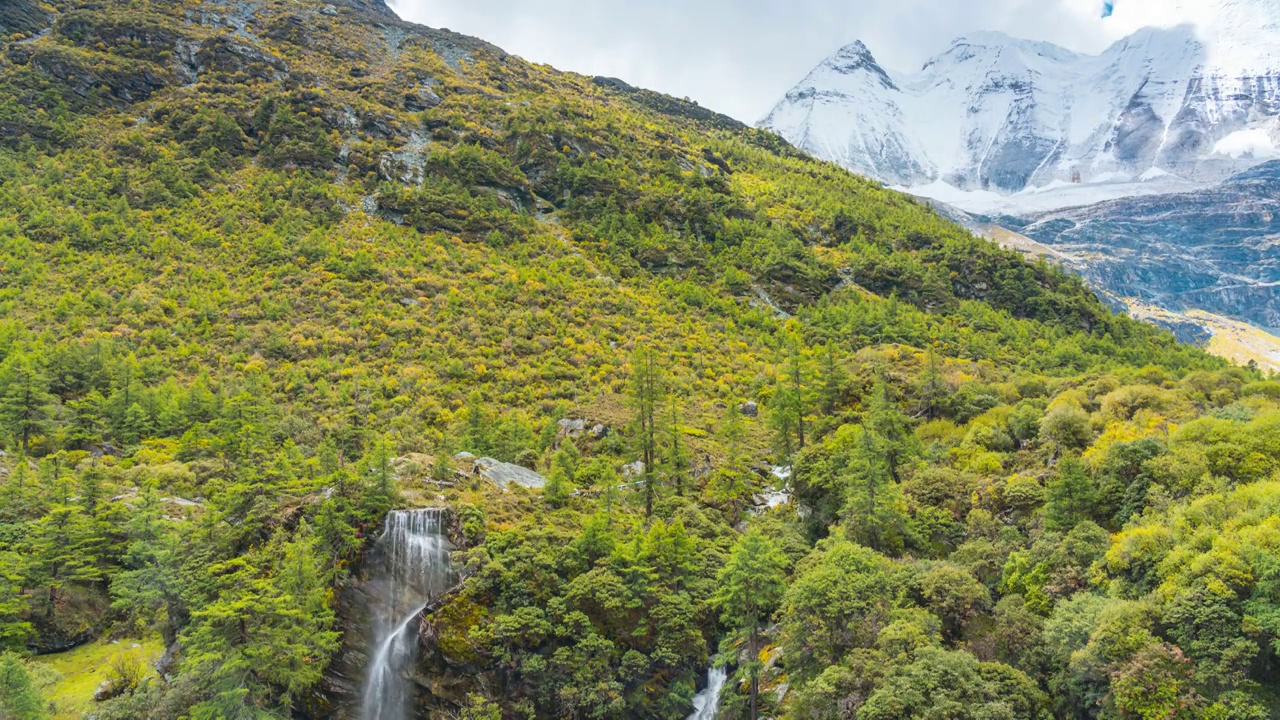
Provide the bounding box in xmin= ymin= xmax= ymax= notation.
xmin=385 ymin=0 xmax=1238 ymax=122
xmin=1214 ymin=129 xmax=1280 ymax=160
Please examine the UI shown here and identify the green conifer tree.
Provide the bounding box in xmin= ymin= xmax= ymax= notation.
xmin=713 ymin=530 xmax=787 ymax=720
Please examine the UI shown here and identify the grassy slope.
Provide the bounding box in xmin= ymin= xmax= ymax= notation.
xmin=0 ymin=0 xmax=1200 ymax=405
xmin=30 ymin=637 xmax=164 ymax=719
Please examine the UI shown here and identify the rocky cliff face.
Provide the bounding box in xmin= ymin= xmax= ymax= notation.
xmin=313 ymin=508 xmax=471 ymax=719
xmin=999 ymin=161 xmax=1280 ymax=333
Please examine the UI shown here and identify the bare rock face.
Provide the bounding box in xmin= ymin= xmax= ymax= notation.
xmin=25 ymin=585 xmax=108 ymax=655
xmin=403 ymin=84 xmax=441 ymax=112
xmin=55 ymin=10 xmax=190 ymax=56
xmin=557 ymin=418 xmax=587 ymax=436
xmin=196 ymin=35 xmax=289 ymax=81
xmin=412 ymin=585 xmax=479 ymax=715
xmin=27 ymin=46 xmax=172 ymax=103
xmin=1010 ymin=160 xmax=1280 ymax=333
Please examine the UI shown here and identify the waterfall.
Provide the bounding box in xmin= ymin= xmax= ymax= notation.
xmin=361 ymin=509 xmax=453 ymax=720
xmin=686 ymin=666 xmax=726 ymax=720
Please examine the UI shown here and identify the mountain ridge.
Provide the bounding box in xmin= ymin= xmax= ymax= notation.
xmin=762 ymin=14 xmax=1280 ymax=200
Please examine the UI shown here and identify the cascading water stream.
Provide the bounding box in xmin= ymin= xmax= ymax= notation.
xmin=361 ymin=509 xmax=453 ymax=720
xmin=686 ymin=666 xmax=726 ymax=720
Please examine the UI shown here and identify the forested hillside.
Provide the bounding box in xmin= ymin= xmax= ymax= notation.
xmin=0 ymin=0 xmax=1275 ymax=719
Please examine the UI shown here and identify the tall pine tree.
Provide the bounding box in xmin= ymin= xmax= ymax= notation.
xmin=0 ymin=354 xmax=55 ymax=454
xmin=713 ymin=530 xmax=787 ymax=720
xmin=628 ymin=347 xmax=665 ymax=517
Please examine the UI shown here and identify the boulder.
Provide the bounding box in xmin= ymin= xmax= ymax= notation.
xmin=557 ymin=418 xmax=587 ymax=436
xmin=404 ymin=84 xmax=442 ymax=112
xmin=755 ymin=488 xmax=791 ymax=510
xmin=26 ymin=624 xmax=93 ymax=655
xmin=94 ymin=679 xmax=121 ymax=702
xmin=589 ymin=423 xmax=610 ymax=439
xmin=474 ymin=457 xmax=546 ymax=489
xmin=739 ymin=400 xmax=758 ymax=417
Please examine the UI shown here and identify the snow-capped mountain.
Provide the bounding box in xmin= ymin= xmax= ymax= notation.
xmin=761 ymin=41 xmax=931 ymax=186
xmin=762 ymin=0 xmax=1280 ymax=210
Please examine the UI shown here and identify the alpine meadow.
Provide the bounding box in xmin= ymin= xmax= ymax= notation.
xmin=0 ymin=1 xmax=1277 ymax=720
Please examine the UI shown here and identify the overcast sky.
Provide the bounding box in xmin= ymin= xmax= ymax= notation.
xmin=386 ymin=0 xmax=1217 ymax=122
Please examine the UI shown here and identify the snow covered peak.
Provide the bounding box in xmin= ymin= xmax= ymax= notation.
xmin=761 ymin=16 xmax=1280 ymax=212
xmin=828 ymin=40 xmax=877 ymax=67
xmin=759 ymin=40 xmax=928 ymax=185
xmin=942 ymin=31 xmax=1079 ymax=58
xmin=808 ymin=40 xmax=898 ymax=89
xmin=917 ymin=32 xmax=1083 ymax=93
